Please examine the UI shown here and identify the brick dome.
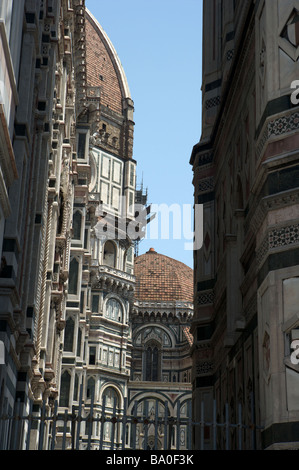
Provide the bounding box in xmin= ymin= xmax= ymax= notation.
xmin=134 ymin=249 xmax=193 ymax=303
xmin=85 ymin=9 xmax=131 ymax=115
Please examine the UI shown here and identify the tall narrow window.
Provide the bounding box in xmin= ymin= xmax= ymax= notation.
xmin=77 ymin=133 xmax=86 ymax=159
xmin=102 ymin=387 xmax=121 ymax=444
xmin=92 ymin=294 xmax=99 ymax=313
xmin=60 ymin=371 xmax=71 ymax=407
xmin=64 ymin=317 xmax=75 ymax=352
xmin=145 ymin=347 xmax=152 ymax=381
xmin=87 ymin=377 xmax=95 ymax=399
xmin=129 ymin=164 xmax=135 ymax=187
xmin=73 ymin=211 xmax=82 ymax=240
xmin=89 ymin=346 xmax=96 ymax=365
xmin=76 ymin=328 xmax=82 ymax=357
xmin=73 ymin=374 xmax=79 ymax=401
xmin=69 ymin=258 xmax=79 ymax=294
xmin=144 ymin=342 xmax=161 ymax=382
xmin=152 ymin=347 xmax=159 ymax=381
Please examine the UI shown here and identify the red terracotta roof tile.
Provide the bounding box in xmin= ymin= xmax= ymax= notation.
xmin=134 ymin=249 xmax=194 ymax=303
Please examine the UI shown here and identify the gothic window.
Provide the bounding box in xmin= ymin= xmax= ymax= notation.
xmin=87 ymin=377 xmax=95 ymax=400
xmin=64 ymin=317 xmax=75 ymax=352
xmin=144 ymin=342 xmax=161 ymax=382
xmin=103 ymin=387 xmax=119 ymax=409
xmin=60 ymin=370 xmax=71 ymax=407
xmin=105 ymin=298 xmax=122 ymax=322
xmin=77 ymin=132 xmax=87 ymax=159
xmin=69 ymin=258 xmax=79 ymax=294
xmin=73 ymin=211 xmax=82 ymax=240
xmin=103 ymin=241 xmax=116 ymax=267
xmin=100 ymin=387 xmax=121 ymax=445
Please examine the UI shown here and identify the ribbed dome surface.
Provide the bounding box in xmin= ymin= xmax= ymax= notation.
xmin=134 ymin=249 xmax=193 ymax=302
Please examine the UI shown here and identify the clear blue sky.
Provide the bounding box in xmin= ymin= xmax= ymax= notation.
xmin=86 ymin=0 xmax=203 ymax=268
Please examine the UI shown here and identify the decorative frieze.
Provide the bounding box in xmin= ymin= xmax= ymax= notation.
xmin=205 ymin=96 xmax=221 ymax=110
xmin=195 ymin=360 xmax=213 ymax=376
xmin=197 ymin=290 xmax=214 ymax=306
xmin=257 ymin=222 xmax=299 ymax=268
xmin=197 ymin=177 xmax=215 ymax=194
xmin=269 ymin=223 xmax=299 ymax=249
xmin=256 ymin=110 xmax=299 ymax=160
xmin=90 ymin=266 xmax=135 ymax=302
xmin=132 ymin=299 xmax=193 ymax=321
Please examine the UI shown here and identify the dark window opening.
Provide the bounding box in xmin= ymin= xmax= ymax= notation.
xmin=64 ymin=317 xmax=75 ymax=352
xmin=89 ymin=347 xmax=96 ymax=365
xmin=144 ymin=344 xmax=160 ymax=382
xmin=77 ymin=133 xmax=86 ymax=159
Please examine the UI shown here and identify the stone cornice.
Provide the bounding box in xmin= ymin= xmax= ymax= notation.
xmin=90 ymin=266 xmax=135 ymax=299
xmin=132 ymin=300 xmax=193 ymax=321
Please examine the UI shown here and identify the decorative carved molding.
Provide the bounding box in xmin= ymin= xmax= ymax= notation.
xmin=205 ymin=96 xmax=221 ymax=110
xmin=257 ymin=221 xmax=299 ymax=268
xmin=90 ymin=266 xmax=135 ymax=301
xmin=256 ymin=110 xmax=299 ymax=160
xmin=195 ymin=361 xmax=214 ymax=376
xmin=197 ymin=177 xmax=215 ymax=194
xmin=197 ymin=290 xmax=214 ymax=306
xmin=132 ymin=300 xmax=193 ymax=321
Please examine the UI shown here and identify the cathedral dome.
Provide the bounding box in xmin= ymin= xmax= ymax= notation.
xmin=134 ymin=248 xmax=193 ymax=303
xmin=85 ymin=9 xmax=131 ymax=115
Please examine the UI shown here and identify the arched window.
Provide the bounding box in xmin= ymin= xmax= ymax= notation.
xmin=101 ymin=387 xmax=121 ymax=446
xmin=134 ymin=399 xmax=165 ymax=450
xmin=144 ymin=342 xmax=161 ymax=382
xmin=60 ymin=370 xmax=71 ymax=407
xmin=87 ymin=377 xmax=95 ymax=400
xmin=103 ymin=241 xmax=116 ymax=267
xmin=105 ymin=298 xmax=122 ymax=322
xmin=103 ymin=387 xmax=119 ymax=409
